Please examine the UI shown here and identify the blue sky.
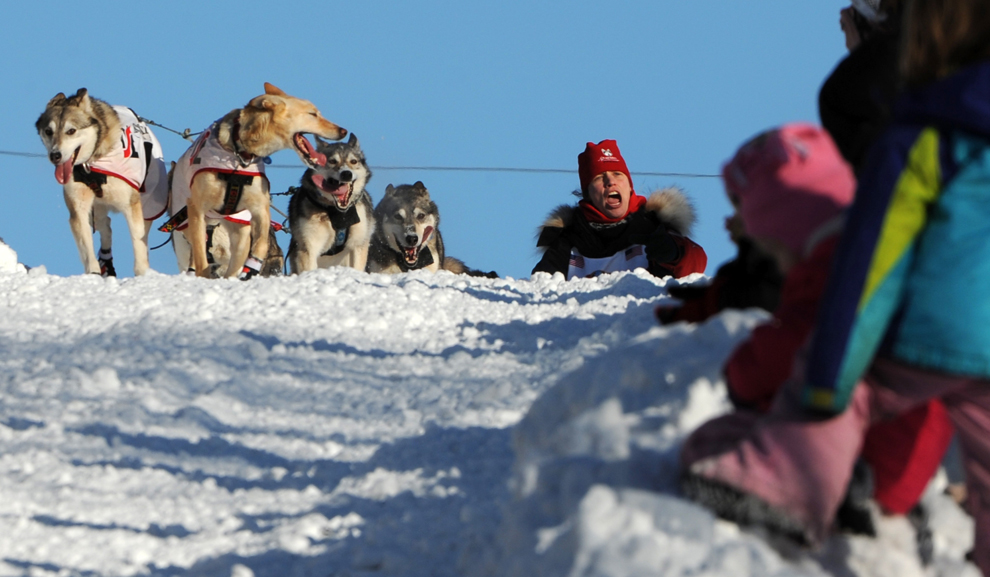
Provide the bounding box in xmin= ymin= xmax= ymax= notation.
xmin=0 ymin=1 xmax=849 ymax=279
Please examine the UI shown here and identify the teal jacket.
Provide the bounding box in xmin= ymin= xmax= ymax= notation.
xmin=803 ymin=61 xmax=990 ymax=413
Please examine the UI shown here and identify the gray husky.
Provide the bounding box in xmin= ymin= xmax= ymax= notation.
xmin=287 ymin=134 xmax=374 ymax=273
xmin=367 ymin=182 xmax=466 ymax=274
xmin=36 ymin=88 xmax=168 ymax=276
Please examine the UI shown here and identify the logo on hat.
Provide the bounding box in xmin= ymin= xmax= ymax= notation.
xmin=602 ymin=149 xmax=613 ymax=156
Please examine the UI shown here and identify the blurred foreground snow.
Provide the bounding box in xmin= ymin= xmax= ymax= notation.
xmin=0 ymin=256 xmax=976 ymax=577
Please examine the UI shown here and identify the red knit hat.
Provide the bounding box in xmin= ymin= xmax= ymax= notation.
xmin=722 ymin=123 xmax=855 ymax=256
xmin=578 ymin=140 xmax=634 ymax=195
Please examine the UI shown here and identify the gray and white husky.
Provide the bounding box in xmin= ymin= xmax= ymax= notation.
xmin=287 ymin=133 xmax=375 ymax=273
xmin=367 ymin=181 xmax=466 ymax=274
xmin=36 ymin=88 xmax=168 ymax=276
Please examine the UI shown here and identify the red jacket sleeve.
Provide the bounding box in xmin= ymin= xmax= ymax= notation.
xmin=670 ymin=235 xmax=708 ymax=278
xmin=724 ymin=236 xmax=839 ymax=411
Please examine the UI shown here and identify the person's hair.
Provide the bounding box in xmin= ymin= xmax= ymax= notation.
xmin=901 ymin=0 xmax=990 ymax=88
xmin=880 ymin=0 xmax=904 ymax=16
xmin=874 ymin=0 xmax=904 ymax=33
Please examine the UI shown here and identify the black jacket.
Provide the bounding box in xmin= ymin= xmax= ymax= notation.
xmin=534 ymin=206 xmax=680 ymax=278
xmin=818 ymin=28 xmax=901 ymax=174
xmin=533 ymin=188 xmax=705 ymax=279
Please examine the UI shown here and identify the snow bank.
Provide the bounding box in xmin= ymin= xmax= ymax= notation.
xmin=0 ymin=237 xmax=25 ymax=274
xmin=480 ymin=305 xmax=978 ymax=577
xmin=0 ymin=267 xmax=670 ymax=576
xmin=0 ymin=266 xmax=976 ymax=576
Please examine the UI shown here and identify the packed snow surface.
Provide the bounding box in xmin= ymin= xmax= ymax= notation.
xmin=0 ymin=246 xmax=977 ymax=576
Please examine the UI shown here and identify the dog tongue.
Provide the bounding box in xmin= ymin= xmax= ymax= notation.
xmin=311 ymin=174 xmax=349 ymax=199
xmin=297 ymin=135 xmax=327 ymax=166
xmin=55 ymin=159 xmax=73 ymax=185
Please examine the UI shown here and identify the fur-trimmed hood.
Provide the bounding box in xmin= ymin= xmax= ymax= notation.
xmin=537 ymin=187 xmax=697 ymax=239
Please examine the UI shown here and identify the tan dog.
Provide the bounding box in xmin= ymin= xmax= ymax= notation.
xmin=167 ymin=83 xmax=346 ymax=279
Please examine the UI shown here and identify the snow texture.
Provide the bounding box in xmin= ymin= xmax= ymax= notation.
xmin=0 ymin=239 xmax=24 ymax=274
xmin=0 ymin=254 xmax=977 ymax=577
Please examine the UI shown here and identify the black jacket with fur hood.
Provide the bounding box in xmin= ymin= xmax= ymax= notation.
xmin=533 ymin=187 xmax=707 ymax=280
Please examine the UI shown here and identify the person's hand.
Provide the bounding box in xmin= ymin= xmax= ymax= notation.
xmin=654 ymin=302 xmax=684 ymax=325
xmin=840 ymin=6 xmax=862 ymax=52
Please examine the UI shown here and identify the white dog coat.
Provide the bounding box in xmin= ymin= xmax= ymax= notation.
xmin=167 ymin=121 xmax=268 ymax=230
xmin=85 ymin=106 xmax=169 ymax=220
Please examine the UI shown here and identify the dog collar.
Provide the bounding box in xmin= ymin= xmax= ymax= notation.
xmin=393 ymin=244 xmax=435 ymax=272
xmin=230 ymin=120 xmax=257 ymax=167
xmin=303 ymin=185 xmax=360 ymax=221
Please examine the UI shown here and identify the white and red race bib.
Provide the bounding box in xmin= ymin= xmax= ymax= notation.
xmin=566 ymin=245 xmax=650 ymax=279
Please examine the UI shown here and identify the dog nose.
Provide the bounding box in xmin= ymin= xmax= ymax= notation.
xmin=405 ymin=234 xmax=419 ymax=246
xmin=49 ymin=151 xmax=62 ymax=163
xmin=340 ymin=170 xmax=353 ymax=183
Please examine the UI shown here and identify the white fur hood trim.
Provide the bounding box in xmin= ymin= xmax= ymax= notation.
xmin=537 ymin=187 xmax=697 ymax=236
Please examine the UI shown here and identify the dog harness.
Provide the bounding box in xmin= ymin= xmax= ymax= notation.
xmin=394 ymin=248 xmax=435 ymax=271
xmin=161 ymin=120 xmax=268 ymax=232
xmin=321 ymin=207 xmax=360 ymax=256
xmin=301 ymin=187 xmax=362 ymax=256
xmin=78 ymin=106 xmax=169 ymax=220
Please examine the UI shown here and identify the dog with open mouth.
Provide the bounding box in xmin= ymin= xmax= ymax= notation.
xmin=287 ymin=133 xmax=374 ymax=274
xmin=36 ymin=88 xmax=169 ymax=276
xmin=164 ymin=82 xmax=346 ymax=279
xmin=367 ymin=181 xmax=468 ymax=274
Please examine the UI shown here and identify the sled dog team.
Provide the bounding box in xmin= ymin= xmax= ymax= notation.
xmin=36 ymin=83 xmax=472 ymax=280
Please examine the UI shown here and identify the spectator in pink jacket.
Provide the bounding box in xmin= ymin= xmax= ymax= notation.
xmin=702 ymin=124 xmax=954 ymax=530
xmin=681 ymin=1 xmax=990 ymax=572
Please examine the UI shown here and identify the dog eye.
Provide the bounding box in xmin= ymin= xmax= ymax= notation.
xmin=44 ymin=128 xmax=53 ymax=136
xmin=309 ymin=111 xmax=318 ymax=117
xmin=66 ymin=128 xmax=76 ymax=136
xmin=416 ymin=213 xmax=426 ymax=221
xmin=349 ymin=159 xmax=358 ymax=165
xmin=393 ymin=212 xmax=403 ymax=220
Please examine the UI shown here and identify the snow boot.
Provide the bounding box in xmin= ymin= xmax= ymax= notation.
xmin=907 ymin=503 xmax=934 ymax=566
xmin=680 ymin=471 xmax=812 ymax=545
xmin=835 ymin=459 xmax=877 ymax=536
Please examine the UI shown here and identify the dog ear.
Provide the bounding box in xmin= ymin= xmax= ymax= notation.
xmin=71 ymin=88 xmax=89 ymax=103
xmin=348 ymin=133 xmax=359 ymax=147
xmin=413 ymin=181 xmax=427 ymax=192
xmin=385 ymin=184 xmax=395 ymax=195
xmin=46 ymin=93 xmax=67 ymax=108
xmin=249 ymin=94 xmax=285 ymax=113
xmin=66 ymin=88 xmax=90 ymax=108
xmin=263 ymin=82 xmax=287 ymax=97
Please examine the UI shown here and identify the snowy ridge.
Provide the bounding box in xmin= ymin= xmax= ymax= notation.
xmin=0 ymin=251 xmax=977 ymax=576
